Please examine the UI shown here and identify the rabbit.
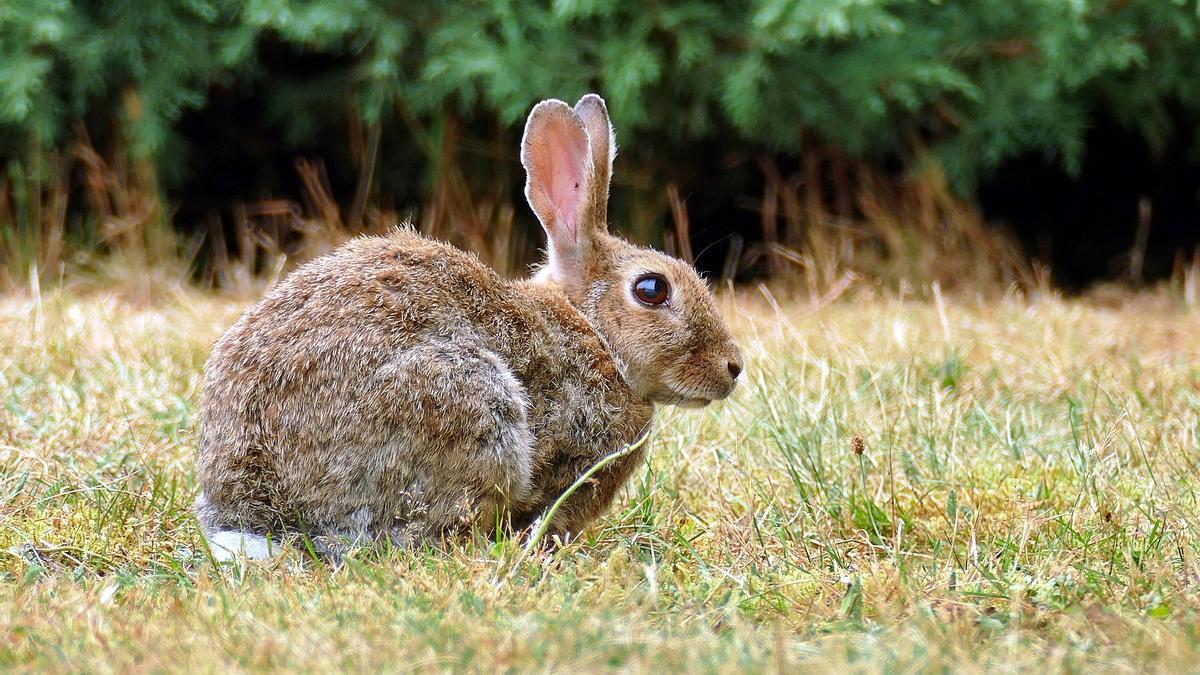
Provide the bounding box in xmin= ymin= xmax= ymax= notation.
xmin=193 ymin=94 xmax=743 ymax=560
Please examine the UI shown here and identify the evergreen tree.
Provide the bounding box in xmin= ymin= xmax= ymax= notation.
xmin=1 ymin=0 xmax=1197 ymax=254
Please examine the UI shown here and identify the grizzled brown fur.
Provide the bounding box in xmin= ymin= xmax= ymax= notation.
xmin=195 ymin=94 xmax=741 ymax=555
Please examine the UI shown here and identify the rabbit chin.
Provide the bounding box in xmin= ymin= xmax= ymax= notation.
xmin=660 ymin=387 xmax=720 ymax=408
xmin=653 ymin=381 xmax=734 ymax=408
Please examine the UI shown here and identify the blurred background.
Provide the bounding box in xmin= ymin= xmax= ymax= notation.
xmin=1 ymin=0 xmax=1198 ymax=297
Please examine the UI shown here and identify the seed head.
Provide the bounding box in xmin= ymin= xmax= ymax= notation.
xmin=851 ymin=435 xmax=866 ymax=456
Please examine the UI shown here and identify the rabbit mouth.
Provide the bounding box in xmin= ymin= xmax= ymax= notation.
xmin=659 ymin=378 xmax=736 ymax=408
xmin=678 ymin=376 xmax=741 ymax=404
xmin=663 ymin=386 xmax=721 ymax=408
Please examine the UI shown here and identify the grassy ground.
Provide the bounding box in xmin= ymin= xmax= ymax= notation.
xmin=1 ymin=285 xmax=1199 ymax=672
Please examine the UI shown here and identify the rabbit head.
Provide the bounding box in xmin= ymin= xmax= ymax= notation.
xmin=521 ymin=94 xmax=742 ymax=407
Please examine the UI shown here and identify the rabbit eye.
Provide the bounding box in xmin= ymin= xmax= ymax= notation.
xmin=632 ymin=274 xmax=669 ymax=306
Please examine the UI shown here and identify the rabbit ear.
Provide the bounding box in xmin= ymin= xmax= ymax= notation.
xmin=521 ymin=95 xmax=615 ymax=290
xmin=573 ymin=94 xmax=615 ymax=227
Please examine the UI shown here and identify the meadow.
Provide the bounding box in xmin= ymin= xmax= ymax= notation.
xmin=2 ymin=283 xmax=1199 ymax=672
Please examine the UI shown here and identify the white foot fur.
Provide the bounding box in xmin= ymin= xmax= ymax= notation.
xmin=205 ymin=530 xmax=278 ymax=561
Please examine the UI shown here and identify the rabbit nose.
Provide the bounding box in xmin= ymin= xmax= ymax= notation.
xmin=727 ymin=360 xmax=742 ymax=380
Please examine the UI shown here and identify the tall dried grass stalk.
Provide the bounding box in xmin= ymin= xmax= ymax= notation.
xmin=1172 ymin=246 xmax=1199 ymax=307
xmin=2 ymin=117 xmax=1036 ymax=299
xmin=415 ymin=114 xmax=524 ymax=277
xmin=665 ymin=183 xmax=694 ymax=266
xmin=75 ymin=130 xmax=171 ymax=272
xmin=0 ymin=151 xmax=67 ymax=290
xmin=749 ymin=152 xmax=1033 ymax=298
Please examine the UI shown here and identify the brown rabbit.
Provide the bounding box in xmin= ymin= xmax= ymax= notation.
xmin=194 ymin=94 xmax=742 ymax=559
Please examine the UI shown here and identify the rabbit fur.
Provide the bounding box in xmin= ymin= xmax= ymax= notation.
xmin=194 ymin=94 xmax=742 ymax=560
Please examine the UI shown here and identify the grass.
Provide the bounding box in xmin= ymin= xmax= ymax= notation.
xmin=2 ymin=284 xmax=1199 ymax=672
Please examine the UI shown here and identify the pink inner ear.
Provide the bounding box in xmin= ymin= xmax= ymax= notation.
xmin=535 ymin=116 xmax=588 ymax=239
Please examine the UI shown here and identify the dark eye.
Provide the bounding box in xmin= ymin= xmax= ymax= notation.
xmin=632 ymin=274 xmax=670 ymax=306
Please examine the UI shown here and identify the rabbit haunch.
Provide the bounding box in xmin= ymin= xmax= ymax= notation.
xmin=195 ymin=94 xmax=741 ymax=558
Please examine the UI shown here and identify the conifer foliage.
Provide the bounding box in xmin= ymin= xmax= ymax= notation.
xmin=1 ymin=1 xmax=1197 ymax=267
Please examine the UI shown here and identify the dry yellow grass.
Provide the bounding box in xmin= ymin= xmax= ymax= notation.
xmin=2 ymin=286 xmax=1199 ymax=672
